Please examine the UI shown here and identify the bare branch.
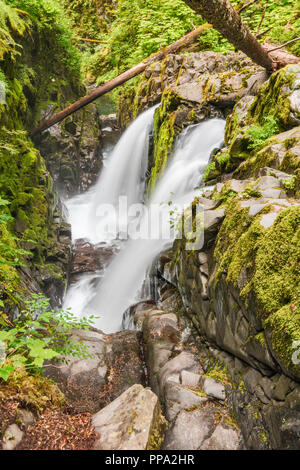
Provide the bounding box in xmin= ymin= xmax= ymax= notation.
xmin=256 ymin=7 xmax=267 ymax=36
xmin=267 ymin=37 xmax=300 ymax=53
xmin=238 ymin=0 xmax=258 ymax=14
xmin=256 ymin=26 xmax=273 ymax=39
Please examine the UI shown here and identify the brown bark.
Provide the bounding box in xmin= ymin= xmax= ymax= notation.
xmin=30 ymin=24 xmax=211 ymax=136
xmin=183 ymin=0 xmax=274 ymax=71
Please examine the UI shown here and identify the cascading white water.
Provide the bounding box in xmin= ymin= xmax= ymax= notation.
xmin=87 ymin=118 xmax=225 ymax=333
xmin=64 ymin=109 xmax=225 ymax=333
xmin=64 ymin=105 xmax=157 ymax=243
xmin=63 ymin=106 xmax=157 ymax=320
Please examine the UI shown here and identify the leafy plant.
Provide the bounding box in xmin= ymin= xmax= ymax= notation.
xmin=4 ymin=0 xmax=80 ymax=73
xmin=247 ymin=115 xmax=280 ymax=150
xmin=0 ymin=198 xmax=30 ymax=267
xmin=0 ymin=293 xmax=98 ymax=381
xmin=283 ymin=175 xmax=296 ymax=192
xmin=0 ymin=0 xmax=27 ymax=60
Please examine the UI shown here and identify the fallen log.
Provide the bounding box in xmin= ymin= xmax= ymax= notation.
xmin=30 ymin=24 xmax=211 ymax=137
xmin=183 ymin=0 xmax=299 ymax=71
xmin=183 ymin=0 xmax=274 ymax=71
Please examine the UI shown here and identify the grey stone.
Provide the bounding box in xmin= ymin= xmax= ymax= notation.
xmin=2 ymin=424 xmax=24 ymax=450
xmin=243 ymin=368 xmax=263 ymax=394
xmin=159 ymin=352 xmax=201 ymax=393
xmin=163 ymin=408 xmax=215 ymax=450
xmin=199 ymin=376 xmax=226 ymax=401
xmin=253 ymin=175 xmax=280 ymax=191
xmin=181 ymin=370 xmax=200 ymax=387
xmin=19 ymin=409 xmax=35 ymax=429
xmin=92 ymin=385 xmax=165 ymax=450
xmin=175 ymin=82 xmax=203 ymax=104
xmin=44 ymin=328 xmax=145 ymax=413
xmin=198 ymin=252 xmax=208 ymax=265
xmin=204 ymin=209 xmax=226 ymax=232
xmin=272 ymin=375 xmax=292 ymax=401
xmin=201 ymin=421 xmax=240 ymax=450
xmin=260 ymin=212 xmax=279 ymax=229
xmin=164 ymin=381 xmax=207 ymax=421
xmin=248 ymin=203 xmax=269 ymax=217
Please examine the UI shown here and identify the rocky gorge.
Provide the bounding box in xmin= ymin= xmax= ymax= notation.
xmin=0 ymin=0 xmax=299 ymax=452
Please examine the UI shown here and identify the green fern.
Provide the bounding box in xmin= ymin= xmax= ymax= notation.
xmin=0 ymin=1 xmax=27 ymax=60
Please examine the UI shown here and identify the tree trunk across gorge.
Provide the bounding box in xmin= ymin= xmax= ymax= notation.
xmin=31 ymin=1 xmax=300 ymax=136
xmin=30 ymin=24 xmax=211 ymax=137
xmin=183 ymin=0 xmax=274 ymax=71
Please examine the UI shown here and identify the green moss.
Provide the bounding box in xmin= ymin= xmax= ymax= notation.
xmin=220 ymin=65 xmax=300 ymax=177
xmin=190 ymin=388 xmax=207 ymax=398
xmin=248 ymin=206 xmax=300 ymax=317
xmin=214 ymin=197 xmax=300 ymax=377
xmin=254 ymin=332 xmax=267 ymax=348
xmin=0 ymin=364 xmax=66 ymax=412
xmin=148 ymin=89 xmax=182 ymax=193
xmin=266 ymin=303 xmax=300 ymax=376
xmin=204 ymin=361 xmax=232 ymax=388
xmin=147 ymin=406 xmax=168 ymax=451
xmin=282 ymin=175 xmax=297 ymax=192
xmin=0 ymin=2 xmax=81 ymax=313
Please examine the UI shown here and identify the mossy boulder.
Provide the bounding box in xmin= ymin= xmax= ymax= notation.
xmin=206 ymin=64 xmax=300 ymax=183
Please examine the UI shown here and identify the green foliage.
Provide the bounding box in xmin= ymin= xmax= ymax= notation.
xmin=4 ymin=0 xmax=81 ymax=73
xmin=0 ymin=364 xmax=66 ymax=411
xmin=81 ymin=0 xmax=300 ymax=91
xmin=0 ymin=198 xmax=30 ymax=268
xmin=0 ymin=293 xmax=98 ymax=381
xmin=283 ymin=175 xmax=297 ymax=191
xmin=236 ymin=0 xmax=300 ymax=56
xmin=203 ymin=162 xmax=216 ymax=182
xmin=83 ymin=0 xmax=203 ymax=83
xmin=61 ymin=0 xmax=115 ymax=40
xmin=0 ymin=0 xmax=27 ymax=60
xmin=247 ymin=115 xmax=280 ymax=150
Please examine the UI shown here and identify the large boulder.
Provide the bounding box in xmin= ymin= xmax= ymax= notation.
xmin=92 ymin=385 xmax=167 ymax=450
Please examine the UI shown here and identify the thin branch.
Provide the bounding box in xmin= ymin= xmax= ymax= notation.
xmin=238 ymin=0 xmax=258 ymax=14
xmin=77 ymin=38 xmax=108 ymax=44
xmin=256 ymin=7 xmax=266 ymax=36
xmin=267 ymin=37 xmax=300 ymax=53
xmin=256 ymin=26 xmax=273 ymax=39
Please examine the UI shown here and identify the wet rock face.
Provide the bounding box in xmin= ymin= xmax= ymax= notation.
xmin=206 ymin=64 xmax=300 ymax=185
xmin=35 ymin=103 xmax=103 ymax=197
xmin=170 ymin=174 xmax=299 ymax=381
xmin=70 ymin=239 xmax=117 ymax=282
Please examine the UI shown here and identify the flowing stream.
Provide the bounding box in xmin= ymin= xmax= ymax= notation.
xmin=63 ymin=107 xmax=225 ymax=333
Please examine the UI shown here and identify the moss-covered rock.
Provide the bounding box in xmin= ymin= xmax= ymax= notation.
xmin=170 ymin=174 xmax=300 ymax=381
xmin=205 ymin=64 xmax=300 ymax=183
xmin=0 ymin=3 xmax=81 ymax=314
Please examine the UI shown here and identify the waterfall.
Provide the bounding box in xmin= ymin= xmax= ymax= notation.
xmin=64 ymin=105 xmax=157 ymax=243
xmin=64 ymin=111 xmax=225 ymax=334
